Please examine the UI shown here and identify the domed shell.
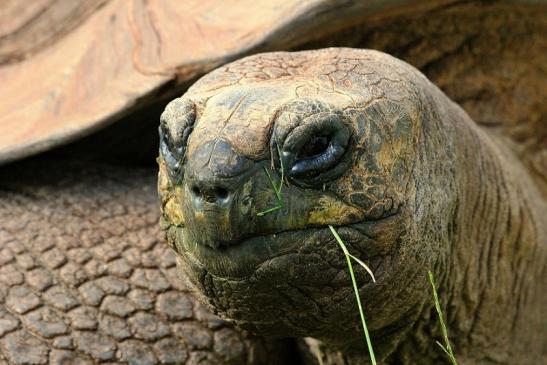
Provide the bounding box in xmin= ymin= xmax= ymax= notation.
xmin=0 ymin=0 xmax=544 ymax=175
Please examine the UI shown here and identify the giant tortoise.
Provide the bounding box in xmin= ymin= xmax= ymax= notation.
xmin=158 ymin=47 xmax=546 ymax=364
xmin=0 ymin=1 xmax=545 ymax=364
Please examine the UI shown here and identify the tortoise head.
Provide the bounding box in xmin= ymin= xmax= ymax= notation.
xmin=158 ymin=49 xmax=453 ymax=354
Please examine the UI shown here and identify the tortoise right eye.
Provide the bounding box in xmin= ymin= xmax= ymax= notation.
xmin=159 ymin=126 xmax=185 ymax=183
xmin=158 ymin=98 xmax=196 ymax=183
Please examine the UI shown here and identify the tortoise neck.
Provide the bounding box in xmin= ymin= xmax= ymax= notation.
xmin=439 ymin=119 xmax=546 ymax=363
xmin=387 ymin=98 xmax=547 ymax=364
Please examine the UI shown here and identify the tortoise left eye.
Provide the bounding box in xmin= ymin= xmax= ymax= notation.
xmin=276 ymin=112 xmax=352 ymax=186
xmin=297 ymin=135 xmax=331 ymax=160
xmin=290 ymin=128 xmax=348 ymax=179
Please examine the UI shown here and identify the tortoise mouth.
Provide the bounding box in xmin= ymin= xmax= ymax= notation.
xmin=174 ymin=218 xmax=397 ymax=280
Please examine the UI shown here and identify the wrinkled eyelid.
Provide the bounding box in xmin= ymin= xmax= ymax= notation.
xmin=160 ymin=98 xmax=197 ymax=141
xmin=282 ymin=113 xmax=346 ymax=152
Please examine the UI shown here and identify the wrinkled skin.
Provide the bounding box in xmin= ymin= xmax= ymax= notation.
xmin=0 ymin=161 xmax=293 ymax=365
xmin=158 ymin=49 xmax=546 ymax=364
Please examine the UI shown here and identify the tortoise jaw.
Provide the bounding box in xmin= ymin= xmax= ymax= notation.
xmin=177 ymin=227 xmax=313 ymax=279
xmin=172 ymin=216 xmax=399 ymax=280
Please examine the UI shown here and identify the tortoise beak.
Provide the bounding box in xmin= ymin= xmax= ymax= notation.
xmin=182 ymin=138 xmax=257 ymax=249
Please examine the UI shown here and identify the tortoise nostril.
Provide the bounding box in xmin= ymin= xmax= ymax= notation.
xmin=191 ymin=185 xmax=201 ymax=197
xmin=189 ymin=184 xmax=230 ymax=203
xmin=214 ymin=187 xmax=229 ymax=200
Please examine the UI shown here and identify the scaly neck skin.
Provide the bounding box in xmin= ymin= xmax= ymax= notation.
xmin=394 ymin=112 xmax=547 ymax=364
xmin=441 ymin=130 xmax=545 ymax=364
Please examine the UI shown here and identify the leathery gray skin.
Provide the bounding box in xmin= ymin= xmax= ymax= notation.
xmin=158 ymin=48 xmax=546 ymax=364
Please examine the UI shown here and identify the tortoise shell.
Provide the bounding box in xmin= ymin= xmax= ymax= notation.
xmin=0 ymin=0 xmax=545 ymax=196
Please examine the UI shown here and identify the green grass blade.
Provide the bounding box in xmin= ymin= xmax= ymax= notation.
xmin=347 ymin=252 xmax=376 ymax=283
xmin=429 ymin=271 xmax=458 ymax=365
xmin=436 ymin=342 xmax=458 ymax=365
xmin=264 ymin=167 xmax=283 ymax=203
xmin=275 ymin=143 xmax=284 ymax=199
xmin=257 ymin=145 xmax=285 ymax=216
xmin=256 ymin=205 xmax=282 ymax=216
xmin=257 ymin=166 xmax=283 ymax=216
xmin=329 ymin=225 xmax=377 ymax=365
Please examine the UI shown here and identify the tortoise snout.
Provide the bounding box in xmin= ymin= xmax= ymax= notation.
xmin=188 ymin=180 xmax=231 ymax=206
xmin=182 ymin=138 xmax=259 ymax=248
xmin=184 ymin=138 xmax=254 ymax=210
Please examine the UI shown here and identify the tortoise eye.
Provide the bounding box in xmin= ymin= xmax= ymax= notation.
xmin=297 ymin=135 xmax=331 ymax=160
xmin=277 ymin=112 xmax=351 ymax=186
xmin=159 ymin=98 xmax=196 ymax=183
xmin=159 ymin=127 xmax=183 ymax=182
xmin=290 ymin=127 xmax=349 ymax=180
